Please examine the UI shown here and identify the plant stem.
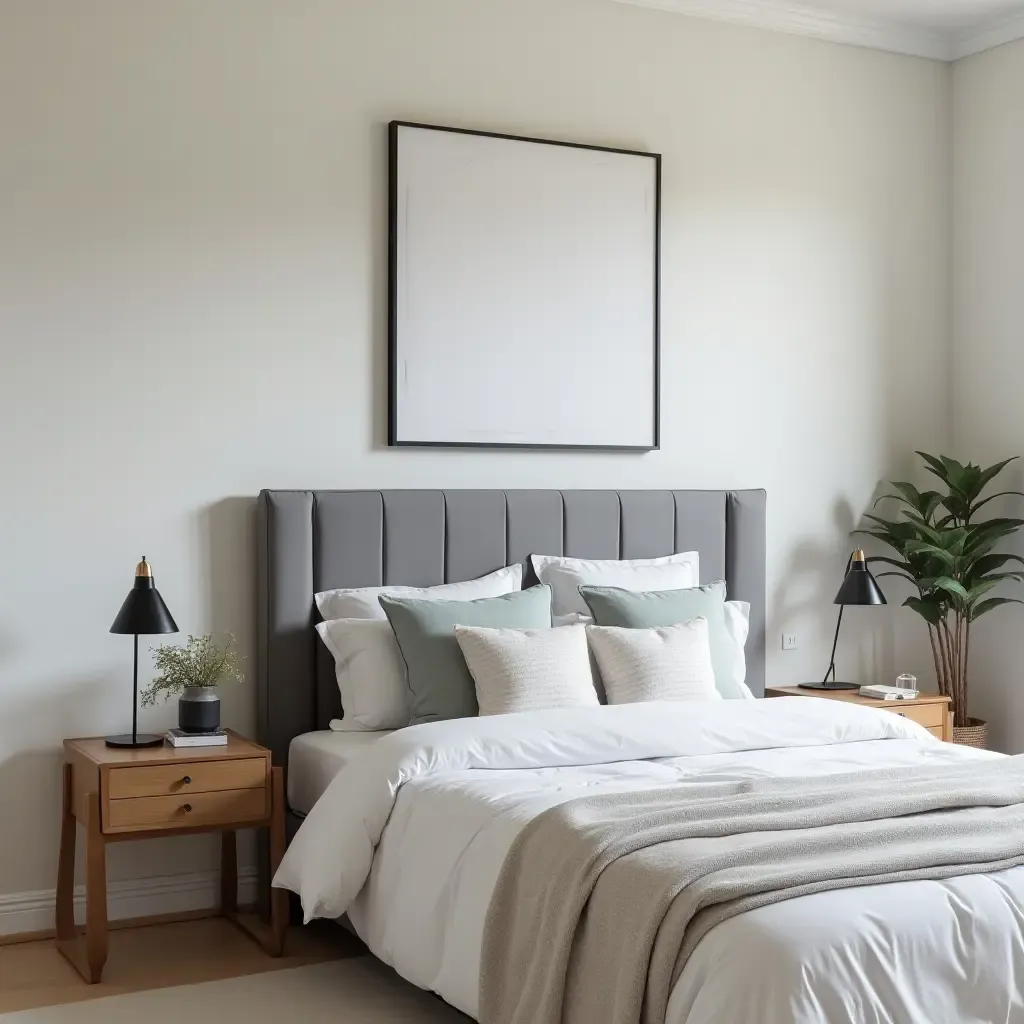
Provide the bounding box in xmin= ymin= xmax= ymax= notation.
xmin=937 ymin=617 xmax=953 ymax=704
xmin=959 ymin=618 xmax=971 ymax=729
xmin=927 ymin=625 xmax=946 ymax=697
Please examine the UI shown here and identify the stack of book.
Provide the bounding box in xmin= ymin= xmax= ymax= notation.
xmin=859 ymin=684 xmax=920 ymax=701
xmin=165 ymin=728 xmax=228 ymax=748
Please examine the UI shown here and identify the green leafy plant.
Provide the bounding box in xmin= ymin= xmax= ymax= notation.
xmin=860 ymin=453 xmax=1024 ymax=728
xmin=140 ymin=633 xmax=244 ymax=708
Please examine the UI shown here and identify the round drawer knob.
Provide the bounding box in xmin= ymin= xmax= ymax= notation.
xmin=183 ymin=803 xmax=192 ymax=813
xmin=182 ymin=776 xmax=191 ymax=785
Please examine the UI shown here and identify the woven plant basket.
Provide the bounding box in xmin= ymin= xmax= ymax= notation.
xmin=952 ymin=718 xmax=989 ymax=749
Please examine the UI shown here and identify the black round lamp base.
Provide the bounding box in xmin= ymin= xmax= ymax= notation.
xmin=105 ymin=733 xmax=165 ymax=749
xmin=798 ymin=681 xmax=861 ymax=692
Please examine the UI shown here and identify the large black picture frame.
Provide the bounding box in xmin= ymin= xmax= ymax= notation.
xmin=387 ymin=120 xmax=661 ymax=451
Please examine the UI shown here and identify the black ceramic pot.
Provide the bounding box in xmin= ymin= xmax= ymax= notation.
xmin=178 ymin=686 xmax=221 ymax=733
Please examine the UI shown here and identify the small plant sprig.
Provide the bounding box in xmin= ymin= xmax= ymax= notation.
xmin=140 ymin=633 xmax=244 ymax=708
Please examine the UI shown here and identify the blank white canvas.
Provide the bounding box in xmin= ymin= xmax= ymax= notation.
xmin=391 ymin=124 xmax=659 ymax=448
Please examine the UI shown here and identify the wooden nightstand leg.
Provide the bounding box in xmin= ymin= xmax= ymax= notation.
xmin=58 ymin=791 xmax=107 ymax=983
xmin=221 ymin=830 xmax=238 ymax=916
xmin=222 ymin=768 xmax=286 ymax=957
xmin=84 ymin=792 xmax=108 ymax=982
xmin=55 ymin=763 xmax=77 ymax=942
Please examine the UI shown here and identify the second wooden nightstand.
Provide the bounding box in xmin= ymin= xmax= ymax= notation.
xmin=766 ymin=686 xmax=953 ymax=741
xmin=57 ymin=730 xmax=286 ymax=983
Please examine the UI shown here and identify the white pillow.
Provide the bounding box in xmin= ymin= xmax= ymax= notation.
xmin=454 ymin=624 xmax=599 ymax=716
xmin=585 ymin=619 xmax=720 ymax=705
xmin=531 ymin=552 xmax=698 ymax=619
xmin=557 ymin=600 xmax=751 ymax=699
xmin=315 ymin=564 xmax=522 ymax=621
xmin=315 ymin=619 xmax=410 ymax=731
xmin=722 ymin=600 xmax=754 ymax=699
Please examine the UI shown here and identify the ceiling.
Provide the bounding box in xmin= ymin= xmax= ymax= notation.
xmin=612 ymin=0 xmax=1024 ymax=60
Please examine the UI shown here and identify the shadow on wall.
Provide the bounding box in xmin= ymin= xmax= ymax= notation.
xmin=959 ymin=476 xmax=1024 ymax=752
xmin=0 ymin=675 xmax=116 ymax=896
xmin=769 ymin=491 xmax=897 ymax=686
xmin=198 ymin=497 xmax=259 ymax=739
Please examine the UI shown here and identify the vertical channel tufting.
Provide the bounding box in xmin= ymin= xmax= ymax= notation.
xmin=617 ymin=492 xmax=624 ymax=559
xmin=506 ymin=491 xmax=564 ymax=581
xmin=673 ymin=491 xmax=727 ymax=584
xmin=562 ymin=492 xmax=620 ymax=558
xmin=311 ymin=491 xmax=384 ymax=728
xmin=255 ymin=490 xmax=315 ymax=764
xmin=379 ymin=490 xmax=387 ymax=587
xmin=312 ymin=491 xmax=384 ymax=592
xmin=444 ymin=491 xmax=508 ymax=583
xmin=620 ymin=491 xmax=675 ymax=559
xmin=381 ymin=491 xmax=445 ymax=586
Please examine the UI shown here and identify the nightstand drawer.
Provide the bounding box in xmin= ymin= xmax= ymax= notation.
xmin=886 ymin=703 xmax=944 ymax=729
xmin=107 ymin=758 xmax=266 ymax=799
xmin=106 ymin=787 xmax=267 ymax=831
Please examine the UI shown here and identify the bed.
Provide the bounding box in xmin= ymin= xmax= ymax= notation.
xmin=257 ymin=489 xmax=1024 ymax=1024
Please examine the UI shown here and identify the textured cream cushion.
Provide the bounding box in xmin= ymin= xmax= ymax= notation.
xmin=315 ymin=619 xmax=411 ymax=731
xmin=530 ymin=552 xmax=699 ymax=619
xmin=585 ymin=619 xmax=720 ymax=705
xmin=454 ymin=624 xmax=599 ymax=716
xmin=315 ymin=564 xmax=523 ymax=621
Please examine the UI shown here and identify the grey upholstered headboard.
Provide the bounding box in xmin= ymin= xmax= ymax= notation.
xmin=255 ymin=489 xmax=766 ymax=769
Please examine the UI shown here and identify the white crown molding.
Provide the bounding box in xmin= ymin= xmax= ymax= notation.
xmin=951 ymin=11 xmax=1024 ymax=59
xmin=611 ymin=0 xmax=951 ymax=60
xmin=611 ymin=0 xmax=1024 ymax=62
xmin=0 ymin=867 xmax=258 ymax=937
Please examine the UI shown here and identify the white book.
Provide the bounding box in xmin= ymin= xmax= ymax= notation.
xmin=165 ymin=728 xmax=228 ymax=747
xmin=859 ymin=684 xmax=920 ymax=701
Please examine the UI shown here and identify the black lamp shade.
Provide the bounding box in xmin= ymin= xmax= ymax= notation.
xmin=110 ymin=562 xmax=179 ymax=635
xmin=833 ymin=551 xmax=887 ymax=607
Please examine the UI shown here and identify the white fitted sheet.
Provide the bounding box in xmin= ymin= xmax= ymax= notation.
xmin=287 ymin=730 xmax=393 ymax=815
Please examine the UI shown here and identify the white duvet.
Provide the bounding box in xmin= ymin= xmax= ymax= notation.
xmin=275 ymin=697 xmax=1024 ymax=1023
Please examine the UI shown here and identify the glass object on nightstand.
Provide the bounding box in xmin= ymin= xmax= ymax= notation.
xmin=896 ymin=673 xmax=917 ymax=692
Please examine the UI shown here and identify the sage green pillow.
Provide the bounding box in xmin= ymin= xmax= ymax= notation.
xmin=578 ymin=581 xmax=746 ymax=699
xmin=380 ymin=584 xmax=553 ymax=725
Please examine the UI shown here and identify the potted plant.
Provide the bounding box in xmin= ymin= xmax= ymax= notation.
xmin=141 ymin=633 xmax=244 ymax=733
xmin=861 ymin=453 xmax=1024 ymax=746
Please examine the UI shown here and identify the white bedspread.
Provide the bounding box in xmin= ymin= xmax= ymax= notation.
xmin=274 ymin=698 xmax=1024 ymax=1023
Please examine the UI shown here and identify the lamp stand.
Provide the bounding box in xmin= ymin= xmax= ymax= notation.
xmin=105 ymin=633 xmax=164 ymax=748
xmin=798 ymin=606 xmax=861 ymax=691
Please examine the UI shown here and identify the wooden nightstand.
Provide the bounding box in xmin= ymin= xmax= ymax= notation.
xmin=57 ymin=730 xmax=287 ymax=983
xmin=766 ymin=686 xmax=953 ymax=742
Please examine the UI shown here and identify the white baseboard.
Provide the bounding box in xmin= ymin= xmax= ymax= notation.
xmin=0 ymin=867 xmax=258 ymax=937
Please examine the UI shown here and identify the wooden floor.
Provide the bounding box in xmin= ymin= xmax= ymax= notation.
xmin=0 ymin=915 xmax=359 ymax=1015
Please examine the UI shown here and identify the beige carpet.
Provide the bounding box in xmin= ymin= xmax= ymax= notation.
xmin=0 ymin=959 xmax=467 ymax=1022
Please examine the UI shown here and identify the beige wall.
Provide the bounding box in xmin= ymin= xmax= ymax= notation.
xmin=951 ymin=38 xmax=1024 ymax=753
xmin=0 ymin=0 xmax=950 ymax=914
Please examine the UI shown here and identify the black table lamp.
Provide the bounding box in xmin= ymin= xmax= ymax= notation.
xmin=799 ymin=549 xmax=886 ymax=691
xmin=107 ymin=557 xmax=179 ymax=748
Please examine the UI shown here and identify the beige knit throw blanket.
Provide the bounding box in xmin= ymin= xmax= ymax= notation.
xmin=479 ymin=757 xmax=1024 ymax=1024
